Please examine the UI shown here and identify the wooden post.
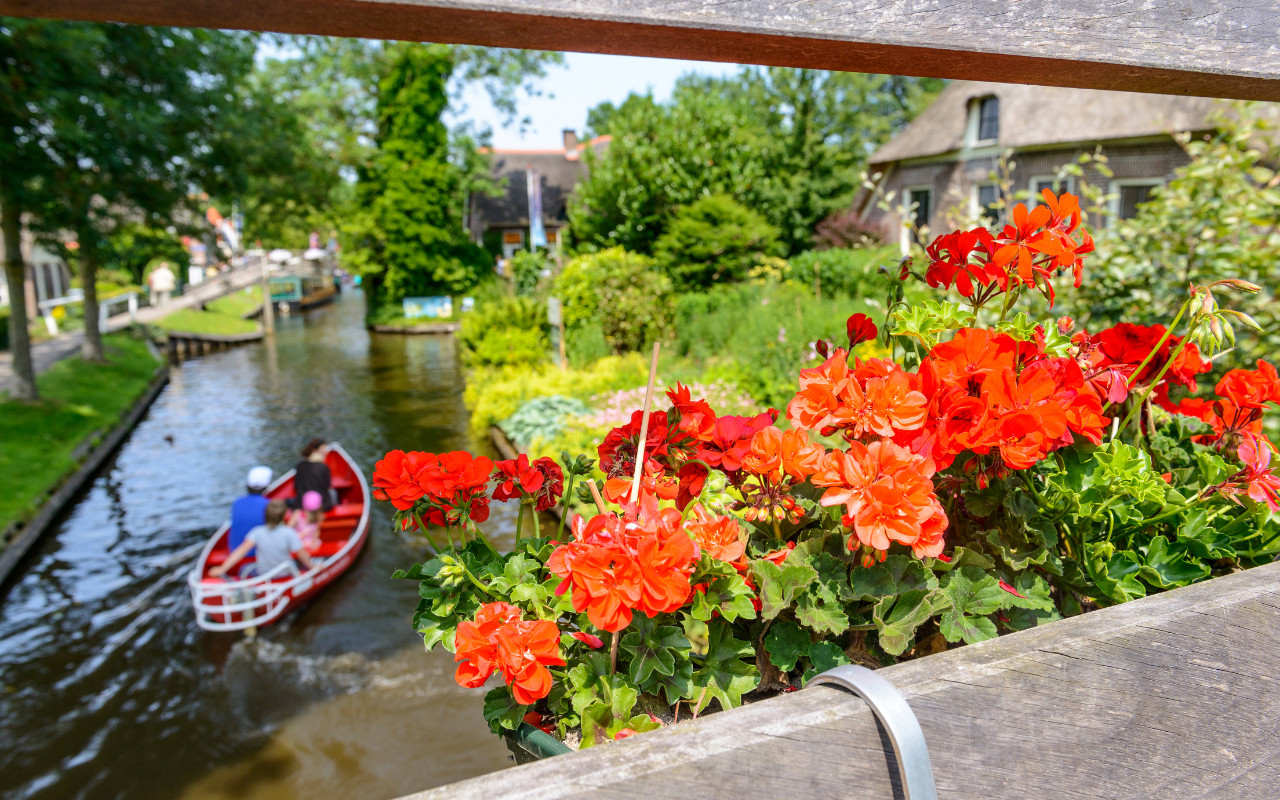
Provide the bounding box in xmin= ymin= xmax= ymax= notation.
xmin=259 ymin=253 xmax=275 ymax=336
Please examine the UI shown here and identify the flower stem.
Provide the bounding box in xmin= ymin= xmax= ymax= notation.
xmin=609 ymin=630 xmax=620 ymax=676
xmin=557 ymin=474 xmax=576 ymax=541
xmin=514 ymin=501 xmax=526 ymax=543
xmin=413 ymin=510 xmax=443 ymax=552
xmin=1118 ymin=336 xmax=1194 ymax=432
xmin=467 ymin=520 xmax=502 ymax=558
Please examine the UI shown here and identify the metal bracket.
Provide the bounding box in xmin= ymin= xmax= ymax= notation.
xmin=808 ymin=664 xmax=938 ymax=800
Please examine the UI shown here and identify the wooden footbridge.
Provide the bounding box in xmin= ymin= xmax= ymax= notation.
xmin=4 ymin=1 xmax=1276 ymax=798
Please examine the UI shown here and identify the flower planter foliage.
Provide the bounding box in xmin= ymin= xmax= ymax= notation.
xmin=378 ymin=192 xmax=1280 ymax=749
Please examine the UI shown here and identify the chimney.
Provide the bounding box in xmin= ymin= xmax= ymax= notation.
xmin=562 ymin=129 xmax=579 ymax=153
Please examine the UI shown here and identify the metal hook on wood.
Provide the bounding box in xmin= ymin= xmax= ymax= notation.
xmin=808 ymin=665 xmax=938 ymax=800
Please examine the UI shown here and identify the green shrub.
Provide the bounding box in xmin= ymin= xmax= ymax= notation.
xmin=458 ymin=296 xmax=549 ymax=368
xmin=509 ymin=250 xmax=549 ymax=298
xmin=673 ymin=281 xmax=883 ymax=407
xmin=552 ymin=248 xmax=674 ymax=354
xmin=785 ymin=246 xmax=898 ymax=299
xmin=463 ymin=354 xmax=649 ymax=437
xmin=500 ymin=395 xmax=590 ymax=450
xmin=654 ymin=194 xmax=783 ymax=290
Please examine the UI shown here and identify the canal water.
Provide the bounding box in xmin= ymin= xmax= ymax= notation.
xmin=0 ymin=290 xmax=522 ymax=800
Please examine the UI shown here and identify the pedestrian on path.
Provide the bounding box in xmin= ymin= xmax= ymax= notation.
xmin=148 ymin=262 xmax=176 ymax=306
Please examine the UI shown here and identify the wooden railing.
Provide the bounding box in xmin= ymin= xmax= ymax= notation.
xmin=8 ymin=1 xmax=1279 ymax=100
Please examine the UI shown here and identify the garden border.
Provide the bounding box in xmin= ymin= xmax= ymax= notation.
xmin=0 ymin=361 xmax=170 ymax=592
xmin=399 ymin=558 xmax=1280 ymax=799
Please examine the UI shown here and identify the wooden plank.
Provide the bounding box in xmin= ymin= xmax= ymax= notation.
xmin=399 ymin=561 xmax=1280 ymax=799
xmin=4 ymin=0 xmax=1279 ymax=100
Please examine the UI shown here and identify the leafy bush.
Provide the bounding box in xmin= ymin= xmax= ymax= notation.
xmin=500 ymin=395 xmax=590 ymax=451
xmin=463 ymin=353 xmax=650 ymax=438
xmin=509 ymin=250 xmax=549 ymax=298
xmin=654 ymin=194 xmax=783 ymax=290
xmin=785 ymin=246 xmax=899 ymax=299
xmin=552 ymin=248 xmax=674 ymax=354
xmin=813 ymin=207 xmax=892 ymax=250
xmin=674 ymin=282 xmax=881 ymax=408
xmin=458 ymin=297 xmax=549 ymax=368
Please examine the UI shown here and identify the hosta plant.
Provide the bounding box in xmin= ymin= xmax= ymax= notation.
xmin=379 ymin=191 xmax=1280 ymax=747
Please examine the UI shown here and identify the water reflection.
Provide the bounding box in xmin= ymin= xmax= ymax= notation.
xmin=0 ymin=291 xmax=514 ymax=800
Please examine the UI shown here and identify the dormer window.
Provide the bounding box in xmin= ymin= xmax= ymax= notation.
xmin=968 ymin=95 xmax=999 ymax=144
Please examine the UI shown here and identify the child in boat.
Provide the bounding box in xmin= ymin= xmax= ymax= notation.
xmin=211 ymin=500 xmax=315 ymax=579
xmin=289 ymin=490 xmax=324 ymax=553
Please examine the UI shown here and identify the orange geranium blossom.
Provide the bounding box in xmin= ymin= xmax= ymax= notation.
xmin=453 ymin=602 xmax=565 ymax=705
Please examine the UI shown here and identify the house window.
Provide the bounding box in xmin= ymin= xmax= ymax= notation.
xmin=975 ymin=184 xmax=1001 ymax=225
xmin=976 ymin=96 xmax=999 ymax=142
xmin=1029 ymin=175 xmax=1075 ymax=204
xmin=1116 ymin=179 xmax=1167 ymax=221
xmin=904 ymin=187 xmax=932 ymax=248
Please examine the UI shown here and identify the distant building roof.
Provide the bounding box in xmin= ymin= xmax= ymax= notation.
xmin=869 ymin=81 xmax=1220 ymax=165
xmin=472 ymin=134 xmax=611 ymax=229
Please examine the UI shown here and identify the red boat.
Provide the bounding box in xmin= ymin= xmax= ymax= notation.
xmin=188 ymin=442 xmax=370 ymax=632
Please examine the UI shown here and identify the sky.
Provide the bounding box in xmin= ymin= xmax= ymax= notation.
xmin=451 ymin=52 xmax=742 ymax=150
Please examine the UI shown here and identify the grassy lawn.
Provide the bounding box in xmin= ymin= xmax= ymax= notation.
xmin=154 ymin=307 xmax=259 ymax=336
xmin=0 ymin=333 xmax=161 ymax=534
xmin=205 ymin=285 xmax=263 ymax=318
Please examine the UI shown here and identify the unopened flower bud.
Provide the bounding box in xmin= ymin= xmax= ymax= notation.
xmin=1056 ymin=316 xmax=1075 ymax=334
xmin=1210 ymin=278 xmax=1262 ymax=294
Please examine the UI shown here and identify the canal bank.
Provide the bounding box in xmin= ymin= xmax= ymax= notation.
xmin=0 ymin=290 xmax=522 ymax=800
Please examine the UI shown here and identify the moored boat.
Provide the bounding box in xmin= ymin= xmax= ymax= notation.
xmin=188 ymin=442 xmax=369 ymax=632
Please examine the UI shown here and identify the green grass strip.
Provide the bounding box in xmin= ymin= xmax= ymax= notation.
xmin=0 ymin=334 xmax=161 ymax=534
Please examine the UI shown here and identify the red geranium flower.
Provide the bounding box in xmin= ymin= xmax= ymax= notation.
xmin=846 ymin=313 xmax=879 ymax=346
xmin=492 ymin=454 xmax=544 ymax=502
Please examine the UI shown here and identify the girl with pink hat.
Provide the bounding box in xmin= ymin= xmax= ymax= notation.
xmin=289 ymin=490 xmax=325 ymax=554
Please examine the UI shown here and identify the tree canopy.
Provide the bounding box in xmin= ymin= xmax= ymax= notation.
xmin=569 ymin=69 xmax=942 ymax=257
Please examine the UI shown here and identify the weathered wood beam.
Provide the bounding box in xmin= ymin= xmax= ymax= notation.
xmin=4 ymin=0 xmax=1279 ymax=100
xmin=403 ymin=561 xmax=1280 ymax=799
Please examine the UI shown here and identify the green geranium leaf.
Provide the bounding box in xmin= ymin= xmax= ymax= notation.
xmin=689 ymin=625 xmax=759 ymax=713
xmin=482 ymin=686 xmax=525 ymax=734
xmin=1084 ymin=542 xmax=1146 ymax=603
xmin=849 ymin=555 xmax=937 ymax=600
xmin=619 ymin=616 xmax=691 ymax=688
xmin=937 ymin=566 xmax=1003 ymax=645
xmin=1000 ymin=572 xmax=1056 ymax=612
xmin=873 ymin=589 xmax=935 ymax=656
xmin=930 ymin=546 xmax=995 ymax=573
xmin=891 ymin=299 xmax=976 ymax=351
xmin=939 ymin=610 xmax=998 ymax=645
xmin=1176 ymin=508 xmax=1236 ymax=560
xmin=750 ymin=559 xmax=818 ymax=620
xmin=764 ymin=620 xmax=811 ymax=673
xmin=1138 ymin=535 xmax=1211 ymax=588
xmin=801 ymin=641 xmax=852 ymax=685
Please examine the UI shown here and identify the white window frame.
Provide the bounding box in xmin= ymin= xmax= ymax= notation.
xmin=900 ymin=185 xmax=933 ymax=254
xmin=971 ymin=182 xmax=1002 ymax=224
xmin=1027 ymin=175 xmax=1076 ymax=205
xmin=966 ymin=96 xmax=999 ymax=147
xmin=1108 ymin=178 xmax=1165 ymax=221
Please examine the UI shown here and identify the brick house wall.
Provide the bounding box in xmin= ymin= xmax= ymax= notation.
xmin=862 ymin=137 xmax=1198 ymax=250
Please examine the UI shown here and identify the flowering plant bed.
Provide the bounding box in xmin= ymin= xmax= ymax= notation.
xmin=380 ymin=192 xmax=1280 ymax=750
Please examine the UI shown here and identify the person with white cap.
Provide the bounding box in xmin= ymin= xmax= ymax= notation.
xmin=227 ymin=466 xmax=273 ymax=567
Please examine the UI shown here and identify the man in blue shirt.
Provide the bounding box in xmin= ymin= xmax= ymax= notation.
xmin=228 ymin=466 xmax=273 ymax=555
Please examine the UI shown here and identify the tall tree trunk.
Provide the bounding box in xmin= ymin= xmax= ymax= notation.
xmin=2 ymin=197 xmax=37 ymax=400
xmin=78 ymin=227 xmax=105 ymax=363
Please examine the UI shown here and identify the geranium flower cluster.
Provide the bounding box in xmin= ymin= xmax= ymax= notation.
xmin=925 ymin=189 xmax=1095 ymax=307
xmin=454 ymin=602 xmax=565 ymax=705
xmin=547 ymin=505 xmax=697 ymax=632
xmin=372 ymin=449 xmax=564 ymax=527
xmin=1173 ymin=360 xmax=1280 ymax=452
xmin=372 ymin=450 xmax=495 ymax=524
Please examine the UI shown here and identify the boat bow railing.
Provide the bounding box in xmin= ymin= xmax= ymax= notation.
xmin=187 ymin=561 xmax=303 ymax=631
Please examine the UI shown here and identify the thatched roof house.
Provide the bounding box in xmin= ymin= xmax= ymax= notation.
xmin=468 ymin=131 xmax=610 ymax=259
xmin=857 ymin=81 xmax=1225 ymax=252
